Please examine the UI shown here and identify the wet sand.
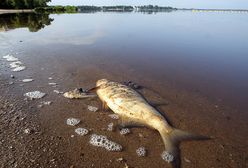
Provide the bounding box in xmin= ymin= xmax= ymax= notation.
xmin=0 ymin=51 xmax=247 ymax=168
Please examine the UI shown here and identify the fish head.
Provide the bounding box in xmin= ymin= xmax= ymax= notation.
xmin=96 ymin=79 xmax=109 ymax=87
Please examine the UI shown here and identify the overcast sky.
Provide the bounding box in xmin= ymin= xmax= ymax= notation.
xmin=49 ymin=0 xmax=248 ymax=9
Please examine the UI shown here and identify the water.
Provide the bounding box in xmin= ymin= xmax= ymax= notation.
xmin=0 ymin=11 xmax=248 ymax=114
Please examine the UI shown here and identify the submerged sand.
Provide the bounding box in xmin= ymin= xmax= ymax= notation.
xmin=0 ymin=52 xmax=247 ymax=168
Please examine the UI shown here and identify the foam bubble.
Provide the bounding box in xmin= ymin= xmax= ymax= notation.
xmin=3 ymin=55 xmax=18 ymax=61
xmin=161 ymin=151 xmax=174 ymax=163
xmin=89 ymin=134 xmax=122 ymax=152
xmin=22 ymin=79 xmax=33 ymax=83
xmin=75 ymin=128 xmax=89 ymax=136
xmin=66 ymin=118 xmax=80 ymax=126
xmin=24 ymin=91 xmax=46 ymax=99
xmin=136 ymin=147 xmax=146 ymax=157
xmin=107 ymin=122 xmax=114 ymax=131
xmin=120 ymin=128 xmax=131 ymax=135
xmin=12 ymin=66 xmax=26 ymax=72
xmin=10 ymin=61 xmax=23 ymax=68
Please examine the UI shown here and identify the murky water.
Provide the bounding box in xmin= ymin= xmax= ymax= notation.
xmin=1 ymin=11 xmax=248 ymax=114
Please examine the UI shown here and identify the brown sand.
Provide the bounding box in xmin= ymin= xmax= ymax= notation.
xmin=0 ymin=52 xmax=247 ymax=168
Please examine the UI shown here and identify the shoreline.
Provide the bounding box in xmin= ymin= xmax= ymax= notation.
xmin=0 ymin=9 xmax=34 ymax=14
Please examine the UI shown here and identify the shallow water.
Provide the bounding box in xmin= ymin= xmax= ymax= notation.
xmin=1 ymin=11 xmax=248 ymax=113
xmin=1 ymin=11 xmax=248 ymax=168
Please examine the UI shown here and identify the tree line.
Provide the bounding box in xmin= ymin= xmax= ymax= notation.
xmin=0 ymin=0 xmax=51 ymax=9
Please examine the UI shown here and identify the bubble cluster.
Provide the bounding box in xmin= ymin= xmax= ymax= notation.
xmin=161 ymin=151 xmax=174 ymax=163
xmin=107 ymin=122 xmax=114 ymax=131
xmin=136 ymin=147 xmax=146 ymax=157
xmin=24 ymin=91 xmax=46 ymax=99
xmin=119 ymin=128 xmax=131 ymax=135
xmin=89 ymin=134 xmax=122 ymax=152
xmin=75 ymin=128 xmax=89 ymax=136
xmin=66 ymin=118 xmax=80 ymax=126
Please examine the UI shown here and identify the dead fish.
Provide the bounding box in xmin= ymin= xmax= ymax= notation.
xmin=63 ymin=88 xmax=97 ymax=99
xmin=64 ymin=79 xmax=208 ymax=167
xmin=94 ymin=79 xmax=208 ymax=166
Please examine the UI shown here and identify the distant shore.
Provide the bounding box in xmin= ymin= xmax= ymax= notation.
xmin=0 ymin=9 xmax=34 ymax=14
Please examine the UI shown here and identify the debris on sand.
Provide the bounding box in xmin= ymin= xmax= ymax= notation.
xmin=108 ymin=114 xmax=119 ymax=120
xmin=48 ymin=77 xmax=53 ymax=80
xmin=22 ymin=79 xmax=33 ymax=83
xmin=53 ymin=90 xmax=63 ymax=94
xmin=66 ymin=118 xmax=80 ymax=126
xmin=136 ymin=147 xmax=146 ymax=157
xmin=87 ymin=105 xmax=98 ymax=112
xmin=120 ymin=128 xmax=131 ymax=135
xmin=161 ymin=151 xmax=174 ymax=163
xmin=107 ymin=122 xmax=114 ymax=131
xmin=89 ymin=134 xmax=122 ymax=152
xmin=12 ymin=66 xmax=26 ymax=72
xmin=75 ymin=128 xmax=89 ymax=136
xmin=3 ymin=54 xmax=19 ymax=61
xmin=10 ymin=75 xmax=15 ymax=78
xmin=24 ymin=91 xmax=46 ymax=99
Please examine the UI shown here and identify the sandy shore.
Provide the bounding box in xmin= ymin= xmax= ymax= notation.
xmin=0 ymin=51 xmax=247 ymax=168
xmin=0 ymin=9 xmax=34 ymax=14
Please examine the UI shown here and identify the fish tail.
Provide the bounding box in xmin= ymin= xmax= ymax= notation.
xmin=159 ymin=127 xmax=209 ymax=167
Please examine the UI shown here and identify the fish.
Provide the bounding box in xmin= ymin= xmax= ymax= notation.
xmin=64 ymin=79 xmax=208 ymax=167
xmin=95 ymin=79 xmax=207 ymax=167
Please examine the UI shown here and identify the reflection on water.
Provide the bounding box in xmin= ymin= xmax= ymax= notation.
xmin=0 ymin=13 xmax=53 ymax=32
xmin=0 ymin=11 xmax=248 ymax=113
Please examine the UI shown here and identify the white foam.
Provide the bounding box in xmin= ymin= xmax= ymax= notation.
xmin=48 ymin=82 xmax=57 ymax=85
xmin=12 ymin=66 xmax=26 ymax=72
xmin=136 ymin=147 xmax=146 ymax=157
xmin=107 ymin=122 xmax=114 ymax=131
xmin=75 ymin=128 xmax=89 ymax=136
xmin=53 ymin=90 xmax=63 ymax=94
xmin=87 ymin=105 xmax=98 ymax=112
xmin=89 ymin=134 xmax=122 ymax=152
xmin=22 ymin=79 xmax=33 ymax=83
xmin=24 ymin=91 xmax=46 ymax=99
xmin=66 ymin=118 xmax=80 ymax=126
xmin=120 ymin=128 xmax=130 ymax=135
xmin=3 ymin=55 xmax=18 ymax=61
xmin=161 ymin=151 xmax=174 ymax=163
xmin=9 ymin=61 xmax=23 ymax=68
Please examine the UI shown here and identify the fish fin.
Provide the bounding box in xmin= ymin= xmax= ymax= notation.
xmin=101 ymin=101 xmax=109 ymax=111
xmin=117 ymin=116 xmax=145 ymax=128
xmin=159 ymin=128 xmax=209 ymax=167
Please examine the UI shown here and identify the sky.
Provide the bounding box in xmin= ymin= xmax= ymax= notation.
xmin=49 ymin=0 xmax=248 ymax=9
